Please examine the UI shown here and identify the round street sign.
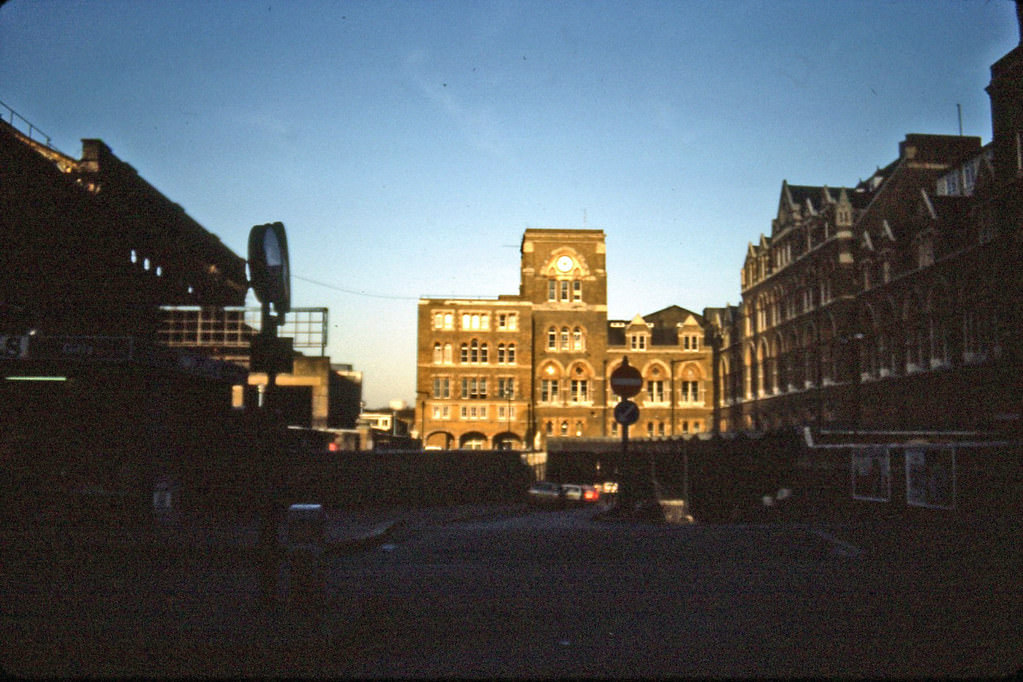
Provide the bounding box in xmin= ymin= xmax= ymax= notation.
xmin=614 ymin=399 xmax=640 ymax=426
xmin=609 ymin=357 xmax=643 ymax=398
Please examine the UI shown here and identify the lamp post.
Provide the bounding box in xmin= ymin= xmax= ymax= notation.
xmin=415 ymin=390 xmax=428 ymax=450
xmin=504 ymin=384 xmax=513 ymax=450
xmin=670 ymin=358 xmax=682 ymax=436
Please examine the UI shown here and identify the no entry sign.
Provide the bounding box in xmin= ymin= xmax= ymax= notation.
xmin=609 ymin=357 xmax=642 ymax=398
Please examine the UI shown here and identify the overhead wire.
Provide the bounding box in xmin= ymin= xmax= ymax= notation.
xmin=292 ymin=274 xmax=419 ymax=300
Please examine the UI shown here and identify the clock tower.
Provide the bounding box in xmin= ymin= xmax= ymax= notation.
xmin=519 ymin=229 xmax=610 ymax=440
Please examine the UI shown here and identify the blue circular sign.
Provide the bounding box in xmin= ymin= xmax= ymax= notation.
xmin=613 ymin=399 xmax=640 ymax=426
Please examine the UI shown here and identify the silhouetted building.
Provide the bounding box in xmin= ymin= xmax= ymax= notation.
xmin=710 ymin=21 xmax=1023 ymax=434
xmin=1 ymin=119 xmax=252 ymax=517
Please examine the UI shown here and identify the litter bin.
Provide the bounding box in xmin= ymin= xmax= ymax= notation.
xmin=285 ymin=503 xmax=327 ymax=610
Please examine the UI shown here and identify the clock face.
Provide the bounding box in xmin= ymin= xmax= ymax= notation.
xmin=556 ymin=255 xmax=574 ymax=272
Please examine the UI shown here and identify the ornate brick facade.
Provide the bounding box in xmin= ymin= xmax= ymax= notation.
xmin=416 ymin=229 xmax=713 ymax=449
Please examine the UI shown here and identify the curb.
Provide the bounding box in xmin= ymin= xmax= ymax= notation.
xmin=322 ymin=519 xmax=404 ymax=556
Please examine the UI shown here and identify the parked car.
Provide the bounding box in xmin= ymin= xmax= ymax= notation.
xmin=560 ymin=483 xmax=583 ymax=503
xmin=561 ymin=484 xmax=600 ymax=505
xmin=527 ymin=481 xmax=562 ymax=505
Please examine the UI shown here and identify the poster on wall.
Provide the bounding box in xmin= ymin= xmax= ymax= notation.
xmin=851 ymin=446 xmax=891 ymax=502
xmin=905 ymin=447 xmax=956 ymax=509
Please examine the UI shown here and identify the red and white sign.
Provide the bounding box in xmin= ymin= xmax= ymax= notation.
xmin=609 ymin=357 xmax=642 ymax=398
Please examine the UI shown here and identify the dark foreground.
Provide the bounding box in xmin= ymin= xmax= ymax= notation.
xmin=2 ymin=505 xmax=1019 ymax=678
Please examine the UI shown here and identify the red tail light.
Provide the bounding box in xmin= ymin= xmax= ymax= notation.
xmin=584 ymin=489 xmax=599 ymax=501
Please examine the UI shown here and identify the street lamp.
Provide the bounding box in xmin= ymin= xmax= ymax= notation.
xmin=504 ymin=384 xmax=514 ymax=450
xmin=670 ymin=358 xmax=682 ymax=436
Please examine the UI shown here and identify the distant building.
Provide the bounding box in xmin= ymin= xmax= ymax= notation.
xmin=416 ymin=229 xmax=713 ymax=450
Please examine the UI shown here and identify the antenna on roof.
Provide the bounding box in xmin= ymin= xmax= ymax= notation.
xmin=957 ymin=103 xmax=963 ymax=136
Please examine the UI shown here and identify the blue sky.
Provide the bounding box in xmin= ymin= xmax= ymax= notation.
xmin=1 ymin=0 xmax=1019 ymax=407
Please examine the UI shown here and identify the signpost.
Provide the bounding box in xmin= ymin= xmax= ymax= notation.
xmin=611 ymin=358 xmax=645 ymax=509
xmin=609 ymin=357 xmax=662 ymax=519
xmin=248 ymin=221 xmax=293 ymax=606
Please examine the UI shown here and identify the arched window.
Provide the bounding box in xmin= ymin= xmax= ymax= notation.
xmin=572 ymin=327 xmax=584 ymax=351
xmin=547 ymin=327 xmax=557 ymax=350
xmin=560 ymin=327 xmax=570 ymax=350
xmin=433 ymin=343 xmax=442 ymax=364
xmin=507 ymin=343 xmax=516 ymax=364
xmin=443 ymin=343 xmax=452 ymax=364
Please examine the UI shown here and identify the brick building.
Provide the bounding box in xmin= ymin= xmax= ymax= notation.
xmin=416 ymin=229 xmax=713 ymax=450
xmin=710 ymin=20 xmax=1023 ymax=434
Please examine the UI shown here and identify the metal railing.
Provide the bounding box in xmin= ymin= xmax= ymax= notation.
xmin=0 ymin=98 xmax=56 ymax=150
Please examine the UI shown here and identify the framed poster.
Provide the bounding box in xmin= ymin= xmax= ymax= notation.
xmin=851 ymin=446 xmax=891 ymax=502
xmin=905 ymin=447 xmax=956 ymax=509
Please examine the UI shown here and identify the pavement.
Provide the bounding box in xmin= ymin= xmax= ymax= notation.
xmin=0 ymin=503 xmax=439 ymax=678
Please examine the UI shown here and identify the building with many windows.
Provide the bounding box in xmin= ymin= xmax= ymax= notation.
xmin=416 ymin=229 xmax=713 ymax=450
xmin=709 ymin=19 xmax=1023 ymax=434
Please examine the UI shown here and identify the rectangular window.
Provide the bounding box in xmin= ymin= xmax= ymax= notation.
xmin=560 ymin=280 xmax=570 ymax=301
xmin=498 ymin=377 xmax=514 ymax=398
xmin=497 ymin=312 xmax=516 ymax=330
xmin=647 ymin=380 xmax=664 ymax=402
xmin=570 ymin=380 xmax=589 ymax=403
xmin=460 ymin=377 xmax=487 ymax=399
xmin=432 ymin=377 xmax=450 ymax=398
xmin=548 ymin=280 xmax=557 ymax=301
xmin=680 ymin=381 xmax=701 ymax=403
xmin=541 ymin=379 xmax=559 ymax=403
xmin=573 ymin=280 xmax=582 ymax=302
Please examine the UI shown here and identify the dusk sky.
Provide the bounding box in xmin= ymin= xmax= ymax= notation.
xmin=1 ymin=0 xmax=1019 ymax=407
